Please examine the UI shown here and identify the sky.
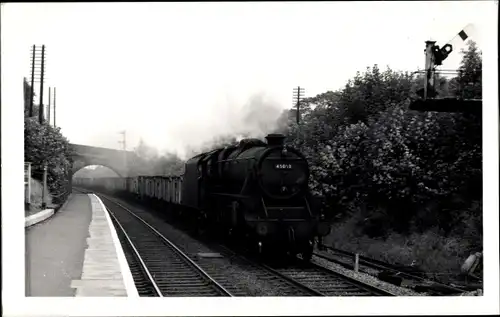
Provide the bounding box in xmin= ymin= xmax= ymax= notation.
xmin=1 ymin=1 xmax=496 ymax=158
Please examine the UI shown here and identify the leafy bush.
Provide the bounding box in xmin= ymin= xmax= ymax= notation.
xmin=324 ymin=207 xmax=478 ymax=279
xmin=24 ymin=117 xmax=73 ymax=204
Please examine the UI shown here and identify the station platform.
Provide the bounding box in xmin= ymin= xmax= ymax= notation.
xmin=25 ymin=192 xmax=138 ymax=297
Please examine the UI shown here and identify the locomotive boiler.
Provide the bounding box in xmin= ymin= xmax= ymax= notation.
xmin=183 ymin=133 xmax=330 ymax=260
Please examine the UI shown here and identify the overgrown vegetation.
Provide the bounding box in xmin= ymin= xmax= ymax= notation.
xmin=24 ymin=79 xmax=73 ymax=206
xmin=281 ymin=41 xmax=482 ymax=276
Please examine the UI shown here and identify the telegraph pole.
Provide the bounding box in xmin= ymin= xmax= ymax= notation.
xmin=292 ymin=86 xmax=305 ymax=143
xmin=30 ymin=45 xmax=48 ymax=122
xmin=38 ymin=45 xmax=46 ymax=124
xmin=48 ymin=87 xmax=51 ymax=125
xmin=118 ymin=130 xmax=127 ymax=173
xmin=118 ymin=130 xmax=127 ymax=151
xmin=29 ymin=45 xmax=36 ymax=117
xmin=30 ymin=44 xmax=49 ymax=206
xmin=53 ymin=87 xmax=57 ymax=127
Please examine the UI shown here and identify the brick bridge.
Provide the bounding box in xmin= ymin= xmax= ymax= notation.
xmin=70 ymin=143 xmax=139 ymax=178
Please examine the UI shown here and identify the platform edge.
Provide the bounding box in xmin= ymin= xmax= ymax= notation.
xmin=24 ymin=209 xmax=55 ymax=228
xmin=91 ymin=194 xmax=139 ymax=297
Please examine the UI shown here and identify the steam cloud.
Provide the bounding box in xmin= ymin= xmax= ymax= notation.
xmin=183 ymin=92 xmax=290 ymax=158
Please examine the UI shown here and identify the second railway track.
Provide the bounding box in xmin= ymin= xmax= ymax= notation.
xmin=266 ymin=261 xmax=395 ymax=296
xmin=314 ymin=246 xmax=471 ymax=295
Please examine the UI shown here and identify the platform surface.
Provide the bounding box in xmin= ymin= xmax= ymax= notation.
xmin=25 ymin=192 xmax=137 ymax=297
xmin=25 ymin=193 xmax=93 ymax=296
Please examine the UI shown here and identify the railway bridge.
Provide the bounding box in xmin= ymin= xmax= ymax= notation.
xmin=70 ymin=143 xmax=139 ymax=178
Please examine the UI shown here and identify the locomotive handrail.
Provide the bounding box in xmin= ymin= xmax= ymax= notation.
xmin=260 ymin=197 xmax=269 ymax=218
xmin=239 ymin=168 xmax=252 ymax=196
xmin=304 ymin=197 xmax=313 ymax=217
xmin=210 ymin=192 xmax=248 ymax=199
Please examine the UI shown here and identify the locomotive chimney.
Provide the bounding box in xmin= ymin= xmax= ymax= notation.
xmin=265 ymin=133 xmax=286 ymax=146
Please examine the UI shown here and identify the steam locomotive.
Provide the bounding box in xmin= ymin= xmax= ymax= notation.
xmin=74 ymin=133 xmax=330 ymax=260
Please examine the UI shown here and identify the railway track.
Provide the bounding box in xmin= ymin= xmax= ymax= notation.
xmin=213 ymin=243 xmax=395 ymax=296
xmin=108 ymin=212 xmax=162 ymax=296
xmin=314 ymin=247 xmax=399 ymax=276
xmin=265 ymin=261 xmax=395 ymax=296
xmin=315 ymin=245 xmax=471 ymax=295
xmin=101 ymin=194 xmax=233 ymax=297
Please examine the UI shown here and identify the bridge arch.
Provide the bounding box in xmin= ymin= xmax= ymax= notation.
xmin=69 ymin=143 xmax=139 ymax=182
xmin=72 ymin=162 xmax=124 ymax=179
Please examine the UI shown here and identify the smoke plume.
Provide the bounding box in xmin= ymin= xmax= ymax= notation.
xmin=183 ymin=92 xmax=287 ymax=157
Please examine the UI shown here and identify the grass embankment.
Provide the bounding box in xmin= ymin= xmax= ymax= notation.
xmin=323 ymin=206 xmax=483 ymax=283
xmin=25 ymin=178 xmax=53 ymax=217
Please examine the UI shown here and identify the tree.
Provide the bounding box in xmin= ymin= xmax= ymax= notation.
xmin=452 ymin=40 xmax=482 ymax=99
xmin=24 ymin=78 xmax=37 ymax=117
xmin=24 ymin=117 xmax=73 ymax=204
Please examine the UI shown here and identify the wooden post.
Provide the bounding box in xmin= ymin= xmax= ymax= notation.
xmin=424 ymin=41 xmax=434 ymax=100
xmin=41 ymin=163 xmax=48 ymax=209
xmin=25 ymin=162 xmax=32 ymax=206
xmin=354 ymin=253 xmax=359 ymax=272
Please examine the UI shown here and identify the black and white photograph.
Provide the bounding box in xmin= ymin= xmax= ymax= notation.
xmin=2 ymin=1 xmax=499 ymax=316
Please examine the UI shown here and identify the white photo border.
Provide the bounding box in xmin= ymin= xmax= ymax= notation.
xmin=2 ymin=1 xmax=498 ymax=316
